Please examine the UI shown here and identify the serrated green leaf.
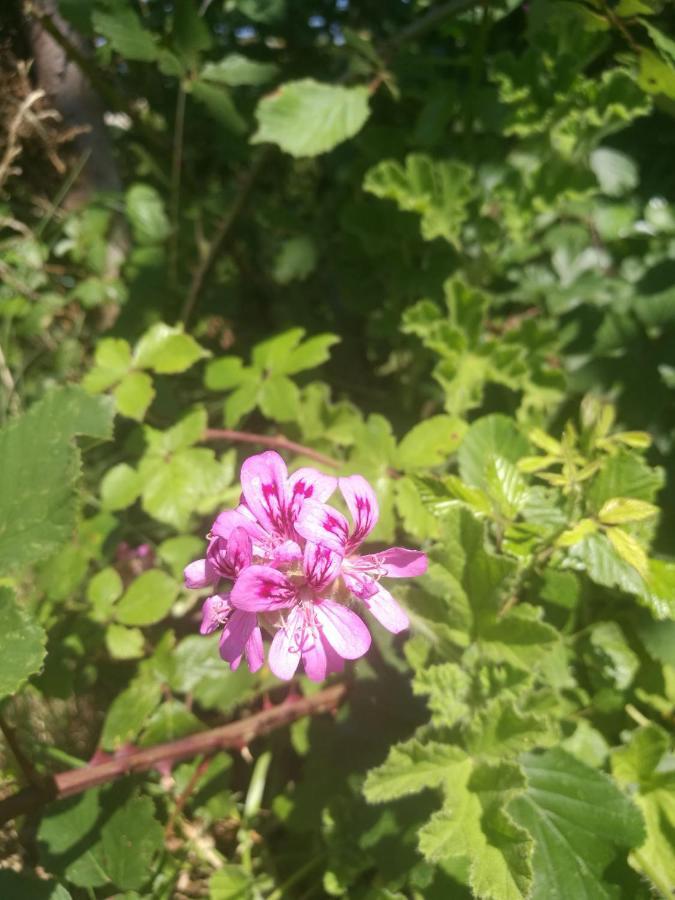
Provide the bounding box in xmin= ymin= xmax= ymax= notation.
xmin=172 ymin=0 xmax=212 ymax=64
xmin=113 ymin=371 xmax=155 ymax=420
xmin=587 ymin=621 xmax=639 ymax=690
xmin=0 ymin=587 xmax=47 ymax=698
xmin=224 ymin=381 xmax=260 ymax=427
xmin=555 ymin=517 xmax=598 ymax=547
xmin=170 ymin=634 xmax=258 ymax=710
xmin=210 ymin=866 xmax=255 ymax=899
xmin=100 ymin=463 xmax=142 ymax=511
xmin=364 ymin=738 xmax=468 ymax=803
xmin=252 ymin=327 xmax=305 ymax=371
xmin=509 ymin=748 xmax=646 ymax=900
xmin=100 ymin=793 xmax=164 ymax=889
xmin=364 ymin=154 xmax=474 ymax=247
xmin=0 ymin=387 xmax=113 ymax=573
xmin=125 ymin=184 xmax=170 ymax=243
xmin=139 ymin=699 xmax=203 ymax=745
xmin=252 ymin=79 xmax=370 ymax=157
xmin=87 ymin=566 xmax=123 ymax=621
xmin=115 ymin=569 xmax=178 ymax=626
xmin=191 ymin=79 xmax=247 ymax=134
xmin=140 ymin=446 xmax=223 ymax=529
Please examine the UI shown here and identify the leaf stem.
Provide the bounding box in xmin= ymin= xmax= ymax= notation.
xmin=0 ymin=683 xmax=347 ymax=826
xmin=202 ymin=428 xmax=341 ymax=469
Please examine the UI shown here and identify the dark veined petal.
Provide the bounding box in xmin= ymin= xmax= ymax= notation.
xmin=366 ymin=547 xmax=428 ymax=578
xmin=240 ymin=450 xmax=289 ymax=535
xmin=303 ymin=540 xmax=342 ymax=590
xmin=339 ymin=474 xmax=379 ymax=549
xmin=295 ymin=500 xmax=350 ymax=554
xmin=230 ymin=565 xmax=296 ymax=612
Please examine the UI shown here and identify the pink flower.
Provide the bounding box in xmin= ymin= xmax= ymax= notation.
xmin=183 ymin=451 xmax=428 ymax=682
xmin=296 ymin=475 xmax=427 ymax=634
xmin=230 ymin=541 xmax=371 ymax=681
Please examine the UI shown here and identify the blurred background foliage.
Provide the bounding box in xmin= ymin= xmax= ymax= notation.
xmin=1 ymin=0 xmax=675 ymax=897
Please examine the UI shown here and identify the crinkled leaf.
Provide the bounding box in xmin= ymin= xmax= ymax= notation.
xmin=364 ymin=738 xmax=467 ymax=803
xmin=0 ymin=587 xmax=47 ymax=698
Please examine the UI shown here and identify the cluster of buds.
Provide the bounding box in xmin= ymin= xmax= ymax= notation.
xmin=184 ymin=451 xmax=427 ymax=681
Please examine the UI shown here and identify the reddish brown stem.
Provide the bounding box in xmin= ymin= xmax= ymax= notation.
xmin=0 ymin=683 xmax=346 ymax=826
xmin=203 ymin=428 xmax=341 ymax=470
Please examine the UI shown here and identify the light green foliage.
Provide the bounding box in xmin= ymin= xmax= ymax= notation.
xmin=5 ymin=1 xmax=675 ymax=898
xmin=205 ymin=327 xmax=339 ymax=427
xmin=252 ymin=79 xmax=371 ymax=156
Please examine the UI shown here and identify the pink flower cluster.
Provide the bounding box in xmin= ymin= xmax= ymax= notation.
xmin=183 ymin=451 xmax=428 ymax=682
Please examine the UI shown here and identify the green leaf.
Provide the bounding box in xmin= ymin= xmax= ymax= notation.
xmin=252 ymin=79 xmax=371 ymax=157
xmin=100 ymin=463 xmax=142 ymax=511
xmin=397 ymin=416 xmax=466 ymax=471
xmin=259 ymin=374 xmax=300 ymax=422
xmin=210 ymin=866 xmax=255 ymax=900
xmin=364 ymin=738 xmax=468 ymax=803
xmin=139 ymin=699 xmax=203 ymax=745
xmin=458 ymin=415 xmax=529 ymax=490
xmin=87 ymin=566 xmax=123 ymax=620
xmin=158 ymin=535 xmax=204 ymax=579
xmin=82 ymin=338 xmax=132 ymax=393
xmin=133 ymin=322 xmax=209 ymax=374
xmin=0 ymin=387 xmax=113 ymax=573
xmin=590 ymin=147 xmax=638 ymax=196
xmin=611 ymin=726 xmax=675 ymax=895
xmin=606 ymin=526 xmax=648 ymax=578
xmin=169 ymin=633 xmax=258 ymax=711
xmin=588 ymin=452 xmax=664 ymax=510
xmin=100 ymin=793 xmax=163 ymax=889
xmin=145 ymin=407 xmax=207 ymax=454
xmin=191 ymin=80 xmax=247 ymax=134
xmin=586 ymin=621 xmax=640 ymax=690
xmin=204 ymin=356 xmax=250 ymax=390
xmin=113 ymin=371 xmax=155 ymax=421
xmin=125 ymin=184 xmax=170 ymax=243
xmin=201 ymin=53 xmax=279 ymax=86
xmin=277 ymin=332 xmax=339 ymax=375
xmin=598 ymin=497 xmax=659 ymax=524
xmin=115 ymin=569 xmax=178 ymax=626
xmin=105 ymin=624 xmax=145 ymax=659
xmin=364 ymin=154 xmax=474 ymax=247
xmin=0 ymin=587 xmax=47 ymax=698
xmin=100 ymin=676 xmax=163 ymax=749
xmin=92 ymin=3 xmax=159 ymax=61
xmin=0 ymin=871 xmax=72 ymax=899
xmin=140 ymin=447 xmax=223 ymax=529
xmin=224 ymin=381 xmax=260 ymax=427
xmin=572 ymin=532 xmax=645 ymax=596
xmin=172 ymin=0 xmax=212 ymax=64
xmin=638 ymin=49 xmax=675 ymax=99
xmin=419 ymin=759 xmax=532 ymax=900
xmin=38 ymin=788 xmax=106 ymax=888
xmin=252 ymin=327 xmax=305 ymax=370
xmin=640 ymin=558 xmax=675 ymax=619
xmin=509 ymin=748 xmax=646 ymax=900
xmin=272 ymin=236 xmax=318 ymax=284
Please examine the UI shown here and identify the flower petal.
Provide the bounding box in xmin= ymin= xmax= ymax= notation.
xmin=342 ymin=569 xmax=378 ymax=600
xmin=184 ymin=558 xmax=215 ymax=589
xmin=360 ymin=584 xmax=409 ymax=634
xmin=240 ymin=451 xmax=289 ymax=535
xmin=339 ymin=475 xmax=379 ymax=548
xmin=269 ymin=539 xmax=303 ymax=566
xmin=287 ymin=468 xmax=337 ymax=525
xmin=367 ymin=547 xmax=428 ymax=578
xmin=219 ymin=609 xmax=256 ymax=669
xmin=200 ymin=593 xmax=231 ymax=634
xmin=211 ymin=507 xmax=268 ymax=544
xmin=303 ymin=541 xmax=342 ymax=591
xmin=314 ymin=599 xmax=371 ymax=660
xmin=322 ymin=632 xmax=345 ymax=676
xmin=268 ymin=607 xmax=303 ymax=680
xmin=230 ymin=565 xmax=296 ymax=612
xmin=295 ymin=500 xmax=350 ymax=554
xmin=245 ymin=623 xmax=265 ymax=673
xmin=301 ymin=629 xmax=327 ymax=682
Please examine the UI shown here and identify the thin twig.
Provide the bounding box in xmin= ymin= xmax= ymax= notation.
xmin=203 ymin=428 xmax=341 ymax=469
xmin=180 ymin=148 xmax=272 ymax=326
xmin=165 ymin=754 xmax=212 ymax=840
xmin=0 ymin=683 xmax=346 ymax=826
xmin=383 ymin=0 xmax=477 ymax=55
xmin=169 ymin=84 xmax=187 ymax=282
